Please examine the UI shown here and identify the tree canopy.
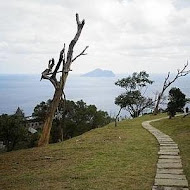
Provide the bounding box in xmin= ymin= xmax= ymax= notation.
xmin=115 ymin=71 xmax=154 ymax=120
xmin=167 ymin=87 xmax=187 ymax=118
xmin=32 ymin=100 xmax=52 ymax=121
xmin=33 ymin=99 xmax=113 ymax=143
xmin=0 ymin=113 xmax=27 ymax=151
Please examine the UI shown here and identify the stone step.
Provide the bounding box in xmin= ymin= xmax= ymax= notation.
xmin=158 ymin=159 xmax=181 ymax=163
xmin=156 ymin=173 xmax=187 ymax=180
xmin=158 ymin=151 xmax=179 ymax=155
xmin=152 ymin=185 xmax=189 ymax=190
xmin=160 ymin=148 xmax=179 ymax=151
xmin=160 ymin=145 xmax=178 ymax=148
xmin=157 ymin=163 xmax=182 ymax=169
xmin=157 ymin=137 xmax=173 ymax=142
xmin=158 ymin=141 xmax=176 ymax=144
xmin=157 ymin=169 xmax=184 ymax=175
xmin=155 ymin=178 xmax=188 ymax=187
xmin=142 ymin=118 xmax=189 ymax=190
xmin=159 ymin=142 xmax=176 ymax=144
xmin=159 ymin=155 xmax=181 ymax=159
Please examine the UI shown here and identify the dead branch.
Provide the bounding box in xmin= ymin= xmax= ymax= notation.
xmin=65 ymin=14 xmax=85 ymax=71
xmin=154 ymin=61 xmax=190 ymax=115
xmin=51 ymin=44 xmax=66 ymax=82
xmin=163 ymin=61 xmax=190 ymax=91
xmin=72 ymin=46 xmax=89 ymax=62
xmin=38 ymin=13 xmax=87 ymax=146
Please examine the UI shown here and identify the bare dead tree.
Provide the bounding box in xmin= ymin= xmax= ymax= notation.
xmin=153 ymin=61 xmax=190 ymax=115
xmin=38 ymin=13 xmax=88 ymax=146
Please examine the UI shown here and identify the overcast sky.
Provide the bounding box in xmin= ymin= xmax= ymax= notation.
xmin=0 ymin=0 xmax=190 ymax=74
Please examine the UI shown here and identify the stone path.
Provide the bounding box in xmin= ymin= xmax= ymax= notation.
xmin=142 ymin=118 xmax=189 ymax=190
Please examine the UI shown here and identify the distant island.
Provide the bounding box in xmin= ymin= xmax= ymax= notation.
xmin=81 ymin=68 xmax=115 ymax=77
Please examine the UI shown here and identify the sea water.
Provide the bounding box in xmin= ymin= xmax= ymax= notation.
xmin=0 ymin=74 xmax=190 ymax=117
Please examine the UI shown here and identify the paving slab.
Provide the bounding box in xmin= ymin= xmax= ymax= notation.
xmin=160 ymin=145 xmax=178 ymax=148
xmin=156 ymin=174 xmax=187 ymax=180
xmin=159 ymin=142 xmax=176 ymax=144
xmin=159 ymin=138 xmax=173 ymax=140
xmin=142 ymin=119 xmax=189 ymax=190
xmin=157 ymin=169 xmax=184 ymax=175
xmin=157 ymin=163 xmax=182 ymax=169
xmin=155 ymin=179 xmax=188 ymax=187
xmin=158 ymin=141 xmax=176 ymax=144
xmin=159 ymin=155 xmax=181 ymax=159
xmin=158 ymin=159 xmax=181 ymax=163
xmin=160 ymin=147 xmax=179 ymax=151
xmin=159 ymin=150 xmax=179 ymax=153
xmin=152 ymin=186 xmax=189 ymax=190
xmin=158 ymin=151 xmax=179 ymax=155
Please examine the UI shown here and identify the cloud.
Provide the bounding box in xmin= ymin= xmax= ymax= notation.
xmin=0 ymin=0 xmax=190 ymax=74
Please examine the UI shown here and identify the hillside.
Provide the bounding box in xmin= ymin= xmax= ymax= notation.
xmin=0 ymin=114 xmax=189 ymax=190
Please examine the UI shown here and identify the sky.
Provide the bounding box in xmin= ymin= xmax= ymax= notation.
xmin=0 ymin=0 xmax=190 ymax=74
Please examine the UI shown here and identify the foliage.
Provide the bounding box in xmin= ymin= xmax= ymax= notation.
xmin=28 ymin=129 xmax=41 ymax=148
xmin=167 ymin=87 xmax=186 ymax=118
xmin=32 ymin=100 xmax=52 ymax=121
xmin=0 ymin=114 xmax=28 ymax=151
xmin=33 ymin=99 xmax=113 ymax=143
xmin=15 ymin=107 xmax=25 ymax=117
xmin=115 ymin=71 xmax=154 ymax=118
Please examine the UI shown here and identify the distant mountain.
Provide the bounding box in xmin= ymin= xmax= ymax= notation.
xmin=81 ymin=69 xmax=115 ymax=77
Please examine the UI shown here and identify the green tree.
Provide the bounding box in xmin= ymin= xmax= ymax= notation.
xmin=115 ymin=71 xmax=153 ymax=126
xmin=0 ymin=114 xmax=27 ymax=151
xmin=15 ymin=107 xmax=25 ymax=117
xmin=33 ymin=99 xmax=113 ymax=143
xmin=59 ymin=100 xmax=112 ymax=140
xmin=167 ymin=87 xmax=186 ymax=118
xmin=32 ymin=100 xmax=52 ymax=121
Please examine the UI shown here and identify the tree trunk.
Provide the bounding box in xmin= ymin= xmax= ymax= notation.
xmin=153 ymin=93 xmax=162 ymax=115
xmin=38 ymin=14 xmax=87 ymax=146
xmin=115 ymin=107 xmax=122 ymax=127
xmin=38 ymin=88 xmax=62 ymax=146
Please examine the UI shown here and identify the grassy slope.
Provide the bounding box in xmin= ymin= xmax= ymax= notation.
xmin=151 ymin=115 xmax=190 ymax=186
xmin=0 ymin=114 xmax=165 ymax=190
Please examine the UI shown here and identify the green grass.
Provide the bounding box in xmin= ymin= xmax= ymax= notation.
xmin=151 ymin=115 xmax=190 ymax=186
xmin=0 ymin=114 xmax=169 ymax=190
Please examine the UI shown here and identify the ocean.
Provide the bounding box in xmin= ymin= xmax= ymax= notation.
xmin=0 ymin=74 xmax=190 ymax=117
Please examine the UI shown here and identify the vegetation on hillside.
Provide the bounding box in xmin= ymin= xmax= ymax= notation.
xmin=114 ymin=71 xmax=154 ymax=126
xmin=0 ymin=111 xmax=28 ymax=151
xmin=0 ymin=99 xmax=112 ymax=152
xmin=0 ymin=114 xmax=166 ymax=190
xmin=33 ymin=99 xmax=113 ymax=143
xmin=167 ymin=87 xmax=187 ymax=118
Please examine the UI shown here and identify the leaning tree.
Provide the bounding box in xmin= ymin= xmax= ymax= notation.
xmin=38 ymin=14 xmax=88 ymax=146
xmin=153 ymin=62 xmax=190 ymax=115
